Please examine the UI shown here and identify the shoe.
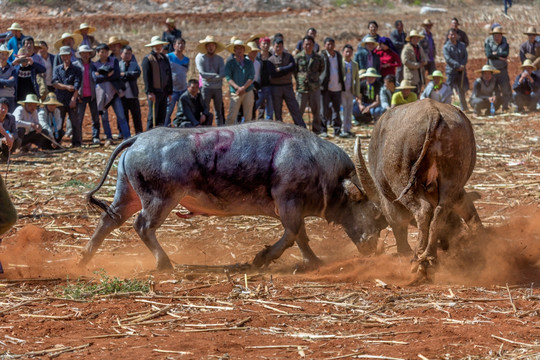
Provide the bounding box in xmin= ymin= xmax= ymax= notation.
xmin=352 ymin=119 xmax=360 ymax=126
xmin=115 ymin=133 xmax=123 ymax=140
xmin=338 ymin=131 xmax=353 ymax=138
xmin=104 ymin=139 xmax=113 ymax=147
xmin=92 ymin=138 xmax=101 ymax=145
xmin=318 ymin=132 xmax=329 ymax=138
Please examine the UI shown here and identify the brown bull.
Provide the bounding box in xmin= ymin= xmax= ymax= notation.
xmin=355 ymin=99 xmax=484 ymax=275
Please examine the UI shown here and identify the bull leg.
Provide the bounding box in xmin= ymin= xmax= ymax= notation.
xmin=418 ymin=204 xmax=448 ymax=264
xmin=391 ymin=221 xmax=412 ymax=255
xmin=295 ymin=223 xmax=323 ymax=267
xmin=409 ymin=198 xmax=434 ymax=258
xmin=133 ymin=196 xmax=181 ymax=270
xmin=380 ymin=198 xmax=412 ymax=254
xmin=454 ymin=193 xmax=484 ymax=235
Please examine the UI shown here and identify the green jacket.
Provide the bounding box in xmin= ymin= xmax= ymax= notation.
xmin=294 ymin=50 xmax=325 ymax=93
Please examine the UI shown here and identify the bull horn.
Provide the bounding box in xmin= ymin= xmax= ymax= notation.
xmin=354 ymin=137 xmax=380 ymax=204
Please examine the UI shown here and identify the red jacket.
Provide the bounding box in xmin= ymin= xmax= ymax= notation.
xmin=374 ymin=48 xmax=402 ymax=78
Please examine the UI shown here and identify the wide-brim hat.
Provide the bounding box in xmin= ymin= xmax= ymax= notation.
xmin=0 ymin=44 xmax=13 ymax=57
xmin=359 ymin=67 xmax=381 ymax=79
xmin=475 ymin=64 xmax=500 ymax=74
xmin=521 ymin=59 xmax=537 ymax=70
xmin=428 ymin=70 xmax=446 ymax=80
xmin=76 ymin=44 xmax=96 ymax=58
xmin=226 ymin=39 xmax=250 ymax=54
xmin=422 ymin=19 xmax=434 ymax=26
xmin=108 ymin=36 xmax=130 ymax=47
xmin=361 ymin=36 xmax=378 ymax=47
xmin=490 ymin=26 xmax=506 ymax=35
xmin=523 ymin=27 xmax=540 ymax=36
xmin=57 ymin=46 xmax=72 ymax=56
xmin=74 ymin=23 xmax=96 ymax=34
xmin=7 ymin=22 xmax=22 ymax=31
xmin=17 ymin=93 xmax=41 ymax=106
xmin=145 ymin=35 xmax=168 ymax=48
xmin=54 ymin=32 xmax=83 ymax=50
xmin=396 ymin=80 xmax=416 ymax=90
xmin=247 ymin=33 xmax=266 ymax=43
xmin=165 ymin=17 xmax=175 ymax=25
xmin=196 ymin=35 xmax=226 ymax=54
xmin=406 ymin=30 xmax=425 ymax=41
xmin=42 ymin=93 xmax=63 ymax=107
xmin=246 ymin=41 xmax=259 ymax=52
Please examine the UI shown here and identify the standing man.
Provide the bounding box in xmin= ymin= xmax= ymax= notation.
xmin=53 ymin=33 xmax=82 ymax=67
xmin=268 ymin=37 xmax=305 ymax=127
xmin=37 ymin=41 xmax=56 ymax=95
xmin=165 ymin=38 xmax=189 ymax=127
xmin=402 ymin=30 xmax=427 ymax=94
xmin=224 ymin=39 xmax=254 ymax=125
xmin=195 ymin=36 xmax=225 ymax=126
xmin=420 ymin=19 xmax=436 ymax=77
xmin=293 ymin=28 xmax=320 ymax=55
xmin=52 ymin=46 xmax=82 ymax=147
xmin=295 ymin=35 xmax=324 ymax=134
xmin=119 ymin=46 xmax=143 ymax=135
xmin=485 ymin=26 xmax=511 ymax=112
xmin=108 ymin=36 xmax=129 ymax=61
xmin=6 ymin=23 xmax=24 ymax=64
xmin=444 ymin=28 xmax=469 ymax=111
xmin=354 ymin=37 xmax=381 ymax=75
xmin=340 ymin=44 xmax=360 ymax=138
xmin=390 ymin=20 xmax=407 ymax=82
xmin=255 ymin=37 xmax=274 ymax=120
xmin=74 ymin=23 xmax=99 ymax=48
xmin=162 ymin=18 xmax=182 ymax=54
xmin=142 ymin=36 xmax=173 ymax=129
xmin=73 ymin=45 xmax=100 ymax=144
xmin=320 ymin=37 xmax=344 ymax=137
xmin=446 ymin=18 xmax=469 ymax=48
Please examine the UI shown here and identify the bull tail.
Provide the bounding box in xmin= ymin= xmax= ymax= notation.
xmin=86 ymin=136 xmax=138 ymax=217
xmin=395 ymin=109 xmax=441 ymax=202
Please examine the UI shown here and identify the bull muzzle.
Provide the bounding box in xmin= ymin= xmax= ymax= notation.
xmin=355 ymin=233 xmax=379 ymax=255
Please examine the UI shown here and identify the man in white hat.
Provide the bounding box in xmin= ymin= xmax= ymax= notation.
xmin=354 ymin=36 xmax=381 ymax=74
xmin=195 ymin=36 xmax=225 ymax=126
xmin=52 ymin=46 xmax=82 ymax=147
xmin=53 ymin=33 xmax=82 ymax=68
xmin=420 ymin=70 xmax=452 ymax=104
xmin=519 ymin=27 xmax=540 ymax=66
xmin=108 ymin=36 xmax=130 ymax=62
xmin=74 ymin=23 xmax=99 ymax=48
xmin=224 ymin=39 xmax=255 ymax=124
xmin=6 ymin=23 xmax=24 ymax=63
xmin=0 ymin=45 xmax=16 ymax=112
xmin=165 ymin=37 xmax=189 ymax=127
xmin=162 ymin=18 xmax=182 ymax=54
xmin=355 ymin=67 xmax=382 ymax=125
xmin=470 ymin=65 xmax=503 ymax=116
xmin=401 ymin=30 xmax=427 ymax=94
xmin=443 ymin=28 xmax=468 ymax=111
xmin=484 ymin=26 xmax=511 ymax=112
xmin=74 ymin=44 xmax=100 ymax=144
xmin=420 ymin=19 xmax=436 ymax=76
xmin=142 ymin=36 xmax=172 ymax=129
xmin=13 ymin=93 xmax=46 ymax=149
xmin=512 ymin=59 xmax=540 ymax=113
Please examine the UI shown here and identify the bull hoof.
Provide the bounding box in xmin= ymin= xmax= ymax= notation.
xmin=77 ymin=251 xmax=93 ymax=268
xmin=156 ymin=258 xmax=174 ymax=271
xmin=252 ymin=245 xmax=273 ymax=269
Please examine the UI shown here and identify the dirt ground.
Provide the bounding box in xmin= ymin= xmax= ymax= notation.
xmin=1 ymin=3 xmax=540 ymax=359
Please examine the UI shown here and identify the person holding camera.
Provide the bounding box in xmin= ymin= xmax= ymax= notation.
xmin=12 ymin=47 xmax=45 ymax=102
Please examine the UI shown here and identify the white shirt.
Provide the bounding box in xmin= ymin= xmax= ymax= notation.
xmin=13 ymin=105 xmax=39 ymax=134
xmin=328 ymin=53 xmax=340 ymax=92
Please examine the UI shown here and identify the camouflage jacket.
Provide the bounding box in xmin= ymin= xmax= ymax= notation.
xmin=294 ymin=50 xmax=325 ymax=93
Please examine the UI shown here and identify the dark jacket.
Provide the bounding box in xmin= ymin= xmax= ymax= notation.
xmin=14 ymin=61 xmax=46 ymax=98
xmin=119 ymin=58 xmax=141 ymax=98
xmin=390 ymin=29 xmax=407 ymax=55
xmin=73 ymin=60 xmax=97 ymax=99
xmin=268 ymin=51 xmax=296 ymax=86
xmin=513 ymin=71 xmax=540 ymax=94
xmin=320 ymin=49 xmax=345 ymax=92
xmin=354 ymin=47 xmax=381 ymax=73
xmin=162 ymin=28 xmax=182 ymax=53
xmin=142 ymin=50 xmax=172 ymax=95
xmin=94 ymin=56 xmax=125 ymax=93
xmin=173 ymin=90 xmax=209 ymax=127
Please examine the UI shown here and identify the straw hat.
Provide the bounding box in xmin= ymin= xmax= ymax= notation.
xmin=406 ymin=30 xmax=424 ymax=41
xmin=7 ymin=23 xmax=23 ymax=31
xmin=16 ymin=47 xmax=29 ymax=57
xmin=428 ymin=70 xmax=446 ymax=80
xmin=196 ymin=35 xmax=226 ymax=54
xmin=490 ymin=26 xmax=506 ymax=35
xmin=247 ymin=33 xmax=266 ymax=43
xmin=145 ymin=35 xmax=168 ymax=48
xmin=422 ymin=19 xmax=434 ymax=26
xmin=359 ymin=67 xmax=381 ymax=79
xmin=246 ymin=41 xmax=259 ymax=52
xmin=226 ymin=39 xmax=250 ymax=54
xmin=108 ymin=36 xmax=129 ymax=47
xmin=523 ymin=27 xmax=540 ymax=36
xmin=165 ymin=18 xmax=176 ymax=25
xmin=361 ymin=36 xmax=378 ymax=47
xmin=0 ymin=44 xmax=13 ymax=57
xmin=74 ymin=23 xmax=96 ymax=34
xmin=54 ymin=32 xmax=83 ymax=50
xmin=57 ymin=46 xmax=72 ymax=56
xmin=42 ymin=93 xmax=63 ymax=107
xmin=76 ymin=44 xmax=96 ymax=58
xmin=396 ymin=79 xmax=416 ymax=90
xmin=520 ymin=59 xmax=537 ymax=71
xmin=17 ymin=93 xmax=41 ymax=106
xmin=475 ymin=64 xmax=500 ymax=74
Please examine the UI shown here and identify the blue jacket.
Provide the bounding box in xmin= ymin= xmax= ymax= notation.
xmin=7 ymin=35 xmax=24 ymax=63
xmin=354 ymin=46 xmax=381 ymax=73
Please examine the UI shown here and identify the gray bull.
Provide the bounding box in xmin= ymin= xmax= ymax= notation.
xmin=81 ymin=122 xmax=387 ymax=270
xmin=354 ymin=99 xmax=484 ymax=273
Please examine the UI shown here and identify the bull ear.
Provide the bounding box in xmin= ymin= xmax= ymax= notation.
xmin=344 ymin=179 xmax=366 ymax=201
